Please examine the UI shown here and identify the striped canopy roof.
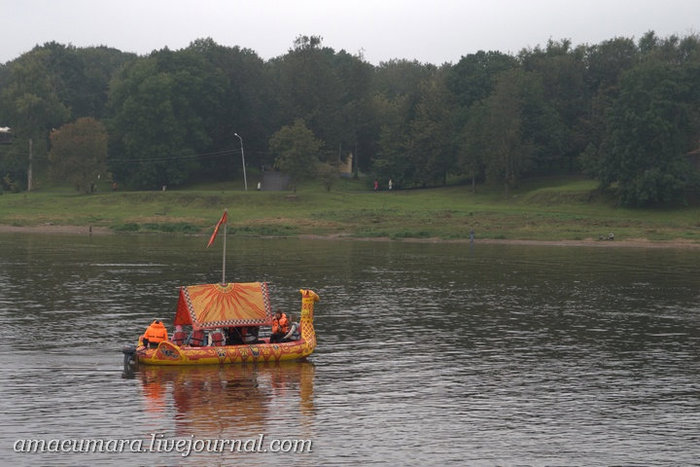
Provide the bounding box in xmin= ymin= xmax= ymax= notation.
xmin=173 ymin=282 xmax=273 ymax=330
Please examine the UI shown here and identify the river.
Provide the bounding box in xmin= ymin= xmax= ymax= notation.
xmin=0 ymin=233 xmax=698 ymax=465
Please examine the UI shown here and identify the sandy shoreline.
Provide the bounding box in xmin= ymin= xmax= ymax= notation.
xmin=0 ymin=224 xmax=113 ymax=235
xmin=1 ymin=223 xmax=698 ymax=249
xmin=298 ymin=234 xmax=700 ymax=249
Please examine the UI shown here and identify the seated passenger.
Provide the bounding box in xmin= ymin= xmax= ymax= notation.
xmin=171 ymin=325 xmax=188 ymax=346
xmin=270 ymin=310 xmax=289 ymax=343
xmin=242 ymin=326 xmax=260 ymax=344
xmin=282 ymin=316 xmax=301 ymax=342
xmin=225 ymin=327 xmax=244 ymax=345
xmin=189 ymin=329 xmax=206 ymax=347
xmin=209 ymin=329 xmax=226 ymax=347
xmin=142 ymin=319 xmax=168 ymax=348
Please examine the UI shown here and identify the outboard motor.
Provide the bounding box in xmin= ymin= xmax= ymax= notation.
xmin=121 ymin=344 xmax=138 ymax=378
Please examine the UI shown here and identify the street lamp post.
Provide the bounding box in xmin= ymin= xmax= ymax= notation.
xmin=234 ymin=132 xmax=248 ymax=191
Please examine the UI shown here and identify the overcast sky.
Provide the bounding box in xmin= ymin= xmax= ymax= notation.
xmin=2 ymin=0 xmax=699 ymax=65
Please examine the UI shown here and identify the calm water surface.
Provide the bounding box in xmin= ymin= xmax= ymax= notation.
xmin=0 ymin=233 xmax=698 ymax=465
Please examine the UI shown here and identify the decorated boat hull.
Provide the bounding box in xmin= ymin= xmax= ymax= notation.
xmin=135 ymin=288 xmax=319 ymax=366
xmin=137 ymin=337 xmax=314 ymax=365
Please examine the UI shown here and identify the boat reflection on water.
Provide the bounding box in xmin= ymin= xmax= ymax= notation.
xmin=137 ymin=361 xmax=315 ymax=436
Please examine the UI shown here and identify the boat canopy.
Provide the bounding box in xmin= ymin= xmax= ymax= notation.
xmin=173 ymin=282 xmax=273 ymax=330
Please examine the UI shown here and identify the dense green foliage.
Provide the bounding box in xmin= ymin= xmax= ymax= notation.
xmin=269 ymin=119 xmax=323 ymax=191
xmin=1 ymin=32 xmax=699 ymax=206
xmin=49 ymin=117 xmax=108 ymax=193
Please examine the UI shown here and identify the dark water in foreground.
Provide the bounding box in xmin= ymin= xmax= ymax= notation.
xmin=0 ymin=233 xmax=698 ymax=465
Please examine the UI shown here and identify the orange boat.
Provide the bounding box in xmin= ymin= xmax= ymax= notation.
xmin=123 ymin=283 xmax=319 ymax=367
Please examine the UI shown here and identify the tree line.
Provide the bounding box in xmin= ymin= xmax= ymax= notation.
xmin=1 ymin=32 xmax=699 ymax=205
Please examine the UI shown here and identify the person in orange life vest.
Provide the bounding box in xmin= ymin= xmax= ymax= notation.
xmin=142 ymin=319 xmax=168 ymax=348
xmin=269 ymin=310 xmax=289 ymax=343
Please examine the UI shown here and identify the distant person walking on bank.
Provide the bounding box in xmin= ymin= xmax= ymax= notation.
xmin=388 ymin=178 xmax=393 ymax=190
xmin=374 ymin=179 xmax=378 ymax=191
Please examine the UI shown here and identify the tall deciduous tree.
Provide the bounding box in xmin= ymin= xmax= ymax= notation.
xmin=331 ymin=49 xmax=374 ymax=167
xmin=108 ymin=47 xmax=227 ymax=188
xmin=458 ymin=101 xmax=489 ymax=192
xmin=408 ymin=70 xmax=458 ymax=186
xmin=186 ymin=38 xmax=272 ymax=171
xmin=0 ymin=50 xmax=71 ymax=189
xmin=371 ymin=94 xmax=412 ymax=187
xmin=482 ymin=69 xmax=534 ymax=197
xmin=597 ymin=62 xmax=698 ymax=206
xmin=447 ymin=50 xmax=517 ymax=114
xmin=273 ymin=36 xmax=345 ymax=155
xmin=49 ymin=117 xmax=109 ymax=193
xmin=585 ymin=37 xmax=639 ymax=92
xmin=519 ymin=40 xmax=589 ymax=172
xmin=371 ymin=60 xmax=437 ymax=185
xmin=269 ymin=119 xmax=323 ymax=191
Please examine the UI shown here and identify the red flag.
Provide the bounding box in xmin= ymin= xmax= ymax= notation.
xmin=207 ymin=211 xmax=228 ymax=247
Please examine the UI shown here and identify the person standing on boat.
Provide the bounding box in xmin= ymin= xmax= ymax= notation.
xmin=270 ymin=310 xmax=289 ymax=343
xmin=142 ymin=319 xmax=168 ymax=348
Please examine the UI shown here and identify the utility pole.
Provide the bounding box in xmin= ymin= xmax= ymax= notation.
xmin=27 ymin=138 xmax=33 ymax=192
xmin=234 ymin=133 xmax=248 ymax=191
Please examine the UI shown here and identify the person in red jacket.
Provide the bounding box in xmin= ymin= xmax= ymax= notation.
xmin=142 ymin=319 xmax=168 ymax=348
xmin=270 ymin=310 xmax=289 ymax=343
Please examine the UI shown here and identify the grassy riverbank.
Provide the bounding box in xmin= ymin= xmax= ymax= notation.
xmin=1 ymin=177 xmax=698 ymax=244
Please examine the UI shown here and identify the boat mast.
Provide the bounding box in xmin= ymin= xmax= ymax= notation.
xmin=221 ymin=209 xmax=228 ymax=284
